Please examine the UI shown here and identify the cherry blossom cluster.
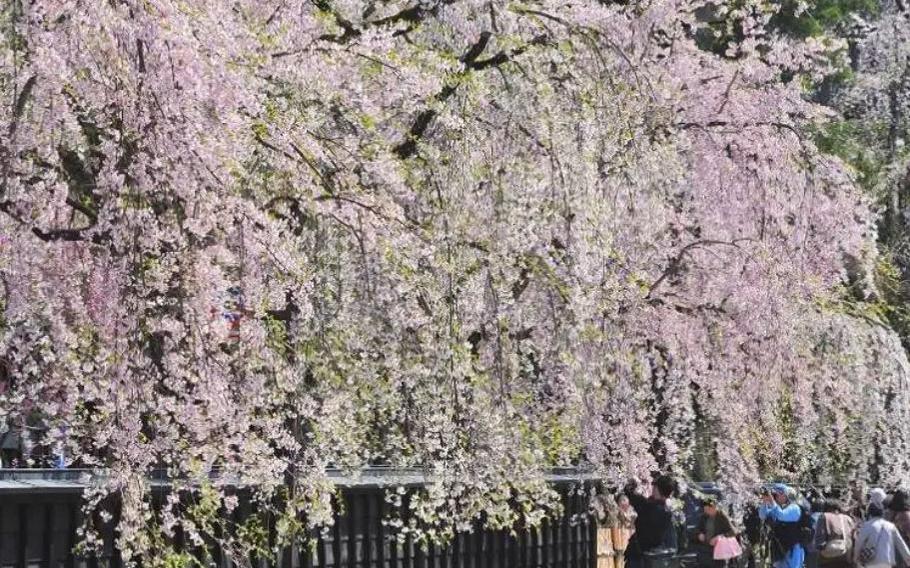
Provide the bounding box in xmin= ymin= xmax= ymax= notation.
xmin=1 ymin=0 xmax=905 ymax=562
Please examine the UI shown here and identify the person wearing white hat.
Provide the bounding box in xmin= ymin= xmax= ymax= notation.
xmin=870 ymin=489 xmax=888 ymax=511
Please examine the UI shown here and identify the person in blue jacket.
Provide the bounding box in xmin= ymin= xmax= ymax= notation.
xmin=760 ymin=484 xmax=806 ymax=568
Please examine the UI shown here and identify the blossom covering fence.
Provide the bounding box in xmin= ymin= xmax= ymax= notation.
xmin=0 ymin=469 xmax=597 ymax=568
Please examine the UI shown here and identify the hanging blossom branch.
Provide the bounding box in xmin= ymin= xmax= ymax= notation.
xmin=0 ymin=0 xmax=906 ymax=564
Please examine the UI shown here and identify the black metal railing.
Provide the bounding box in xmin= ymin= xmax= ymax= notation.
xmin=0 ymin=468 xmax=597 ymax=568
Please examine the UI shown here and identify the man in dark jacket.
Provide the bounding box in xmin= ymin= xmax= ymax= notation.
xmin=626 ymin=475 xmax=678 ymax=568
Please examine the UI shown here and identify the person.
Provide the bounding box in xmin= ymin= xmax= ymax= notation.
xmin=625 ymin=475 xmax=678 ymax=568
xmin=697 ymin=497 xmax=738 ymax=567
xmin=699 ymin=497 xmax=737 ymax=546
xmin=615 ymin=494 xmax=638 ymax=568
xmin=851 ymin=482 xmax=869 ymax=521
xmin=853 ymin=503 xmax=910 ymax=568
xmin=592 ymin=489 xmax=641 ymax=568
xmin=743 ymin=502 xmax=764 ymax=568
xmin=806 ymin=498 xmax=826 ymax=568
xmin=760 ymin=484 xmax=807 ymax=568
xmin=870 ymin=488 xmax=889 ymax=512
xmin=888 ymin=491 xmax=910 ymax=544
xmin=592 ymin=488 xmax=620 ymax=568
xmin=815 ymin=499 xmax=855 ymax=568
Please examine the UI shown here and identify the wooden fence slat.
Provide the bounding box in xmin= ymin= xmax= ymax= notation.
xmin=18 ymin=502 xmax=28 ymax=568
xmin=346 ymin=494 xmax=356 ymax=568
xmin=43 ymin=503 xmax=55 ymax=568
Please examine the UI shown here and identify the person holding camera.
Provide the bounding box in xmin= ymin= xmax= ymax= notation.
xmin=760 ymin=484 xmax=808 ymax=568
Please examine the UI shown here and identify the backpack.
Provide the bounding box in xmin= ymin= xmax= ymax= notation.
xmin=820 ymin=514 xmax=849 ymax=559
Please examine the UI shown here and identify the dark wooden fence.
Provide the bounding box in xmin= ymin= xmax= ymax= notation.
xmin=0 ymin=469 xmax=597 ymax=568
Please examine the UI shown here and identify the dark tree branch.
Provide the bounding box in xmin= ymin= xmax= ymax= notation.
xmin=461 ymin=31 xmax=493 ymax=63
xmin=392 ymin=85 xmax=456 ymax=160
xmin=716 ymin=69 xmax=740 ymax=114
xmin=312 ymin=0 xmax=457 ymax=43
xmin=254 ymin=134 xmax=297 ymax=162
xmin=0 ymin=199 xmax=104 ymax=243
xmin=312 ymin=0 xmax=360 ymax=42
xmin=65 ymin=196 xmax=99 ymax=222
xmin=393 ymin=32 xmax=547 ymax=159
xmin=676 ymin=120 xmax=802 ymax=139
xmin=10 ymin=75 xmax=36 ymax=136
xmin=512 ymin=267 xmax=531 ymax=300
xmin=645 ymin=238 xmax=752 ymax=299
xmin=372 ymin=3 xmax=431 ymax=27
xmin=266 ymin=290 xmax=299 ymax=322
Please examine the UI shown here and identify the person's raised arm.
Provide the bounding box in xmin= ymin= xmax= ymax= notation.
xmin=625 ymin=480 xmax=648 ymax=512
xmin=759 ymin=501 xmax=781 ymax=522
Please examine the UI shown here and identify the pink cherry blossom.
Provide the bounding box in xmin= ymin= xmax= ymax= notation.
xmin=1 ymin=0 xmax=905 ymax=562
